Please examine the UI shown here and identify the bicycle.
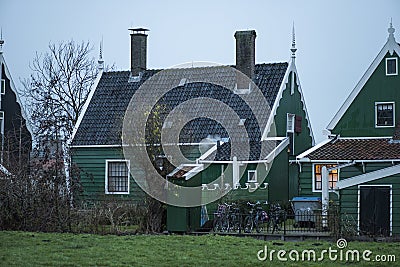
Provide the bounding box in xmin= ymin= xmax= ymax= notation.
xmin=226 ymin=203 xmax=241 ymax=233
xmin=243 ymin=201 xmax=268 ymax=233
xmin=268 ymin=203 xmax=286 ymax=233
xmin=213 ymin=203 xmax=229 ymax=232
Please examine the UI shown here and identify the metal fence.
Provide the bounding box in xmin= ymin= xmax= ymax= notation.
xmin=208 ymin=209 xmax=340 ymax=237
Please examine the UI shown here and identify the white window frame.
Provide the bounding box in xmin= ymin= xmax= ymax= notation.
xmin=105 ymin=159 xmax=130 ymax=194
xmin=0 ymin=111 xmax=3 ymax=135
xmin=385 ymin=57 xmax=398 ymax=76
xmin=312 ymin=163 xmax=339 ymax=193
xmin=286 ymin=113 xmax=295 ymax=133
xmin=1 ymin=79 xmax=5 ymax=95
xmin=375 ymin=102 xmax=395 ymax=128
xmin=247 ymin=170 xmax=257 ymax=183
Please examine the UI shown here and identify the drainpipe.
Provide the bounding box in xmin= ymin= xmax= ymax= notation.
xmin=321 ymin=166 xmax=329 ymax=228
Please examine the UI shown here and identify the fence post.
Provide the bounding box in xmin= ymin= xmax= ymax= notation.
xmin=284 ymin=213 xmax=286 ymax=236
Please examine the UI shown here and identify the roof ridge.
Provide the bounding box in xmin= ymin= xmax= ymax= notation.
xmin=102 ymin=62 xmax=289 ymax=74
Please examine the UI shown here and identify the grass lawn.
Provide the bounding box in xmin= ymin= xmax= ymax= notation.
xmin=0 ymin=231 xmax=398 ymax=266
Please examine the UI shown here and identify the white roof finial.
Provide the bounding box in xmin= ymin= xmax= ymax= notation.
xmin=388 ymin=18 xmax=395 ymax=41
xmin=98 ymin=38 xmax=104 ymax=70
xmin=291 ymin=22 xmax=297 ymax=60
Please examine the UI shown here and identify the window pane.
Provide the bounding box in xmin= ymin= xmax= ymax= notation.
xmin=376 ymin=103 xmax=394 ymax=126
xmin=108 ymin=162 xmax=128 ymax=193
xmin=387 ymin=59 xmax=397 ymax=74
xmin=314 ymin=164 xmax=338 ymax=191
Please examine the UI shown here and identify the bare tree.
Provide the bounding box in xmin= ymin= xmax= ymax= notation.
xmin=21 ymin=40 xmax=98 ymax=143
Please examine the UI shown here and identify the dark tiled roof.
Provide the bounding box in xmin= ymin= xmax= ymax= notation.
xmin=306 ymin=138 xmax=400 ymax=161
xmin=205 ymin=140 xmax=283 ymax=161
xmin=72 ymin=63 xmax=288 ymax=146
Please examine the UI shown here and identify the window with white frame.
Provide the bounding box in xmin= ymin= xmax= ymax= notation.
xmin=386 ymin=57 xmax=398 ymax=76
xmin=247 ymin=170 xmax=257 ymax=183
xmin=1 ymin=79 xmax=5 ymax=95
xmin=375 ymin=102 xmax=395 ymax=127
xmin=287 ymin=113 xmax=295 ymax=155
xmin=313 ymin=164 xmax=338 ymax=191
xmin=105 ymin=160 xmax=129 ymax=194
xmin=0 ymin=111 xmax=4 ymax=153
xmin=286 ymin=113 xmax=295 ymax=133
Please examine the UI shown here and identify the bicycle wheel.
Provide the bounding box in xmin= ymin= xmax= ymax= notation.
xmin=254 ymin=217 xmax=263 ymax=233
xmin=229 ymin=214 xmax=241 ymax=233
xmin=220 ymin=215 xmax=229 ymax=232
xmin=213 ymin=217 xmax=222 ymax=232
xmin=244 ymin=216 xmax=253 ymax=233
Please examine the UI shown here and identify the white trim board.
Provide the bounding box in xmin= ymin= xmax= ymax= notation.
xmin=327 ymin=28 xmax=400 ymax=131
xmin=296 ymin=138 xmax=332 ymax=160
xmin=69 ymin=69 xmax=103 ymax=145
xmin=336 ymin=164 xmax=400 ymax=190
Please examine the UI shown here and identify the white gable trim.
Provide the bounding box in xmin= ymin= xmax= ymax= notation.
xmin=296 ymin=138 xmax=333 ymax=160
xmin=327 ymin=33 xmax=400 ymax=131
xmin=261 ymin=59 xmax=315 ymax=145
xmin=335 ymin=164 xmax=400 ymax=190
xmin=69 ymin=70 xmax=103 ymax=145
xmin=0 ymin=54 xmax=34 ymax=136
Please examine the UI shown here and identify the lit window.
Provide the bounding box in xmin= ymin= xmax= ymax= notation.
xmin=1 ymin=79 xmax=5 ymax=95
xmin=375 ymin=102 xmax=395 ymax=127
xmin=314 ymin=164 xmax=338 ymax=191
xmin=105 ymin=160 xmax=129 ymax=194
xmin=386 ymin=58 xmax=398 ymax=76
xmin=247 ymin=170 xmax=257 ymax=183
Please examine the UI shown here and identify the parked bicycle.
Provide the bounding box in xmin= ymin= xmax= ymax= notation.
xmin=243 ymin=201 xmax=269 ymax=233
xmin=213 ymin=203 xmax=229 ymax=232
xmin=268 ymin=203 xmax=286 ymax=233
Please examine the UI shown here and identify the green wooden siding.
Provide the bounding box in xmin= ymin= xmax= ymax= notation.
xmin=332 ymin=52 xmax=400 ymax=137
xmin=71 ymin=147 xmax=145 ymax=203
xmin=299 ymin=162 xmax=400 ymax=235
xmin=340 ymin=173 xmax=400 ymax=235
xmin=270 ymin=72 xmax=313 ymax=157
xmin=269 ymin=71 xmax=313 ymax=199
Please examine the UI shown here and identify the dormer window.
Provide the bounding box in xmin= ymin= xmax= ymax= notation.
xmin=386 ymin=57 xmax=398 ymax=76
xmin=375 ymin=102 xmax=395 ymax=127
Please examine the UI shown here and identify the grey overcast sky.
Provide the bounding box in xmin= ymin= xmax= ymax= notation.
xmin=1 ymin=0 xmax=399 ymax=142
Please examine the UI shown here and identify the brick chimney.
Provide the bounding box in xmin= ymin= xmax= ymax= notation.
xmin=234 ymin=30 xmax=256 ymax=81
xmin=129 ymin=28 xmax=149 ymax=76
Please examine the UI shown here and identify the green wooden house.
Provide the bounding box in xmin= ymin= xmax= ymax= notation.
xmin=0 ymin=38 xmax=32 ymax=174
xmin=70 ymin=27 xmax=314 ymax=231
xmin=295 ymin=22 xmax=400 ymax=236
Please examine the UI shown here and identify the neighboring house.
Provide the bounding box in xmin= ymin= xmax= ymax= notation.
xmin=296 ymin=23 xmax=400 ymax=236
xmin=70 ymin=28 xmax=314 ymax=231
xmin=0 ymin=38 xmax=32 ymax=173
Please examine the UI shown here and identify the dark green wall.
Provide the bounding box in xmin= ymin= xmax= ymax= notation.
xmin=71 ymin=147 xmax=145 ymax=204
xmin=269 ymin=71 xmax=314 ymax=199
xmin=340 ymin=168 xmax=400 ymax=235
xmin=332 ymin=52 xmax=400 ymax=137
xmin=270 ymin=72 xmax=314 ymax=157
